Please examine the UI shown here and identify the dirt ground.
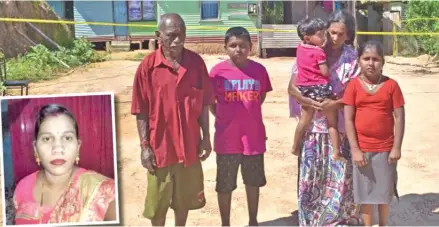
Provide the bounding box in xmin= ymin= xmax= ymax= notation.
xmin=2 ymin=52 xmax=439 ymax=226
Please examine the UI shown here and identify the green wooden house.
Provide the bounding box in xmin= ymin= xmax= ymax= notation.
xmin=127 ymin=1 xmax=259 ymax=46
xmin=47 ymin=1 xmax=259 ymax=49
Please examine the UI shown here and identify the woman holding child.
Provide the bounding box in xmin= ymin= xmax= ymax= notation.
xmin=288 ymin=10 xmax=362 ymax=226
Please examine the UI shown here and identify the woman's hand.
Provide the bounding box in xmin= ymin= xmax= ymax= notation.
xmin=352 ymin=148 xmax=368 ymax=167
xmin=321 ymin=99 xmax=342 ymax=114
xmin=288 ymin=63 xmax=324 ymax=111
xmin=288 ymin=76 xmax=323 ymax=110
xmin=297 ymin=95 xmax=323 ymax=110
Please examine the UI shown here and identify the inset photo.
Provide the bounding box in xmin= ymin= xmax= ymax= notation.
xmin=0 ymin=92 xmax=120 ymax=226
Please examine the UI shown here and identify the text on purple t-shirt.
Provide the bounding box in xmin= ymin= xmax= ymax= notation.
xmin=209 ymin=60 xmax=273 ymax=155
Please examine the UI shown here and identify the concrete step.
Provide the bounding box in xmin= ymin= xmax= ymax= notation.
xmin=111 ymin=41 xmax=130 ymax=46
xmin=110 ymin=47 xmax=130 ymax=52
xmin=109 ymin=41 xmax=130 ymax=52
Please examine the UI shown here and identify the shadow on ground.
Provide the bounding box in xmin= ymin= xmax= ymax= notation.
xmin=389 ymin=193 xmax=439 ymax=226
xmin=257 ymin=211 xmax=299 ymax=226
xmin=256 ymin=193 xmax=439 ymax=226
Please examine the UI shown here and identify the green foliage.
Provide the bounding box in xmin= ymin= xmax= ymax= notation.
xmin=261 ymin=1 xmax=284 ymax=24
xmin=405 ymin=0 xmax=439 ymax=55
xmin=133 ymin=52 xmax=148 ymax=61
xmin=52 ymin=26 xmax=74 ymax=47
xmin=0 ymin=82 xmax=6 ymax=93
xmin=6 ymin=38 xmax=105 ymax=82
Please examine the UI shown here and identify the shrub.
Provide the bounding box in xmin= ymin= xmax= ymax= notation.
xmin=6 ymin=38 xmax=105 ymax=81
xmin=405 ymin=0 xmax=439 ymax=55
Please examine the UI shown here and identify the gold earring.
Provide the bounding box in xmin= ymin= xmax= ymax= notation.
xmin=75 ymin=157 xmax=80 ymax=165
xmin=34 ymin=152 xmax=40 ymax=166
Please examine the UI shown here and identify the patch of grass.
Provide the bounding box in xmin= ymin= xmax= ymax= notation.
xmin=107 ymin=50 xmax=153 ymax=61
xmin=133 ymin=52 xmax=149 ymax=61
xmin=6 ymin=38 xmax=106 ymax=82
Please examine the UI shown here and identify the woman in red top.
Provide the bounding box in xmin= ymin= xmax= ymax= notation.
xmin=343 ymin=40 xmax=405 ymax=226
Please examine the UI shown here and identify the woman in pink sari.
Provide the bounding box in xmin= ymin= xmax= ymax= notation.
xmin=13 ymin=104 xmax=116 ymax=225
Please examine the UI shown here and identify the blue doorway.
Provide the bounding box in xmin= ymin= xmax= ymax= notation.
xmin=113 ymin=1 xmax=129 ymax=39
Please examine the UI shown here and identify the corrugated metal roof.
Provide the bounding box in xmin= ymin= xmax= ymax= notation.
xmin=261 ymin=24 xmax=300 ymax=48
xmin=74 ymin=1 xmax=115 ymax=39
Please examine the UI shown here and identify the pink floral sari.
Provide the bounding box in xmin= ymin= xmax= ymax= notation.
xmin=13 ymin=168 xmax=115 ymax=225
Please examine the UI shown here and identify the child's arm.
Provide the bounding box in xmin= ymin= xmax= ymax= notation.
xmin=389 ymin=80 xmax=405 ymax=163
xmin=343 ymin=81 xmax=359 ymax=149
xmin=342 ymin=79 xmax=368 ymax=167
xmin=261 ymin=93 xmax=267 ymax=103
xmin=392 ymin=106 xmax=405 ymax=151
xmin=319 ymin=63 xmax=329 ymax=77
xmin=209 ymin=101 xmax=217 ymax=117
xmin=344 ymin=105 xmax=360 ymax=151
xmin=288 ymin=64 xmax=322 ymax=109
xmin=208 ymin=68 xmax=218 ymax=117
xmin=344 ymin=104 xmax=368 ymax=167
xmin=260 ymin=66 xmax=273 ymax=104
xmin=316 ymin=48 xmax=329 ymax=77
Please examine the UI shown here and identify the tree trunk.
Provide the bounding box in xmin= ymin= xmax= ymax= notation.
xmin=352 ymin=0 xmax=358 ymax=48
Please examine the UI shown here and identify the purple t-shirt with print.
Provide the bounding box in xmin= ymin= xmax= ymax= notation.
xmin=209 ymin=60 xmax=273 ymax=155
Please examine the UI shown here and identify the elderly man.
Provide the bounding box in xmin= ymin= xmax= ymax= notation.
xmin=131 ymin=13 xmax=213 ymax=226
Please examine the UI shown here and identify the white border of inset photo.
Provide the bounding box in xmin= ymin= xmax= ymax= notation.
xmin=0 ymin=92 xmax=120 ymax=227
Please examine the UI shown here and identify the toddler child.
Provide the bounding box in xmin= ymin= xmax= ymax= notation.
xmin=292 ymin=17 xmax=344 ymax=162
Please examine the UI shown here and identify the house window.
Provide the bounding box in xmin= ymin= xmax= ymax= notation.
xmin=201 ymin=1 xmax=219 ymax=20
xmin=128 ymin=0 xmax=156 ymax=21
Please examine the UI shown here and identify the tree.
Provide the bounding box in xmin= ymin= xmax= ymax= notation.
xmin=405 ymin=0 xmax=439 ymax=55
xmin=261 ymin=1 xmax=284 ymax=24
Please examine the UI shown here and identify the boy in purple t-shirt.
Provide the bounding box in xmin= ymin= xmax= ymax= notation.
xmin=209 ymin=27 xmax=272 ymax=226
xmin=292 ymin=17 xmax=344 ymax=162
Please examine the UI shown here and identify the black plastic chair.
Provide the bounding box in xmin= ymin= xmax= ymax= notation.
xmin=0 ymin=53 xmax=30 ymax=96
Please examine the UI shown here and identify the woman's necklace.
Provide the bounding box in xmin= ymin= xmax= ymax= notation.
xmin=39 ymin=169 xmax=75 ymax=207
xmin=362 ymin=74 xmax=383 ymax=91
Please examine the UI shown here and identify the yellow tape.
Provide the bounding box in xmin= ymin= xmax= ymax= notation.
xmin=2 ymin=17 xmax=439 ymax=36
